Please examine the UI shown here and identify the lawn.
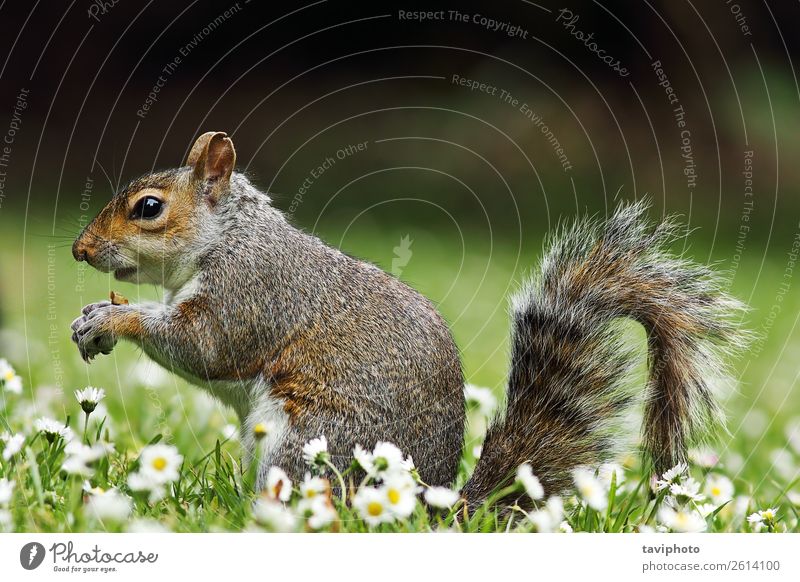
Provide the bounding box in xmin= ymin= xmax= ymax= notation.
xmin=0 ymin=213 xmax=798 ymax=533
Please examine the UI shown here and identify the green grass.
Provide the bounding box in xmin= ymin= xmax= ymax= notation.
xmin=0 ymin=218 xmax=799 ymax=533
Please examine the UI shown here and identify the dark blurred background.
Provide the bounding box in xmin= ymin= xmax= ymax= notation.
xmin=1 ymin=1 xmax=800 ymax=430
xmin=1 ymin=1 xmax=797 ymax=227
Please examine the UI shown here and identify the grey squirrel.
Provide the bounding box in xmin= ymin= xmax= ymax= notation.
xmin=71 ymin=131 xmax=747 ymax=504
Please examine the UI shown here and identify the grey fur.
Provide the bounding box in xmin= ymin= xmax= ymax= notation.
xmin=461 ymin=200 xmax=748 ymax=504
xmin=72 ymin=166 xmax=747 ymax=504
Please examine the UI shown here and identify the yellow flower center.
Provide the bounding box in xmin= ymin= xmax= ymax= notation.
xmin=763 ymin=510 xmax=774 ymax=520
xmin=305 ymin=490 xmax=317 ymax=499
xmin=711 ymin=486 xmax=721 ymax=497
xmin=367 ymin=501 xmax=383 ymax=517
xmin=3 ymin=371 xmax=13 ymax=381
xmin=387 ymin=488 xmax=401 ymax=504
xmin=152 ymin=457 xmax=167 ymax=471
xmin=254 ymin=423 xmax=267 ymax=435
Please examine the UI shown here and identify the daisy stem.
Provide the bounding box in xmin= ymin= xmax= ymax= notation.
xmin=469 ymin=483 xmax=519 ymax=527
xmin=323 ymin=458 xmax=347 ymax=504
xmin=356 ymin=472 xmax=373 ymax=491
xmin=83 ymin=412 xmax=91 ymax=444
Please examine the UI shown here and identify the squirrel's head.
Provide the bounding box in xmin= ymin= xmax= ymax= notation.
xmin=72 ymin=131 xmax=236 ymax=289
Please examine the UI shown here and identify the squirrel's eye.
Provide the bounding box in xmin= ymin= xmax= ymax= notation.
xmin=131 ymin=196 xmax=163 ymax=220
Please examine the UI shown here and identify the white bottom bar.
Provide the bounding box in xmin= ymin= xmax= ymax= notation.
xmin=1 ymin=533 xmax=798 ymax=580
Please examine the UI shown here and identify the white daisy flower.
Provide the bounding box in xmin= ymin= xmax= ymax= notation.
xmin=747 ymin=508 xmax=778 ymax=532
xmin=252 ymin=499 xmax=297 ymax=532
xmin=516 ymin=463 xmax=544 ymax=500
xmin=74 ymin=386 xmax=105 ymax=414
xmin=299 ymin=473 xmax=328 ymax=500
xmin=61 ymin=441 xmax=111 ymax=477
xmin=573 ymin=467 xmax=608 ymax=511
xmin=126 ymin=519 xmax=170 ymax=533
xmin=34 ymin=417 xmax=74 ymax=443
xmin=704 ymin=474 xmax=734 ymax=505
xmin=252 ymin=421 xmax=275 ymax=442
xmin=372 ymin=441 xmax=405 ymax=476
xmin=528 ymin=509 xmax=557 ymax=532
xmin=222 ymin=424 xmax=238 ymax=440
xmin=528 ymin=496 xmax=564 ymax=532
xmin=463 ymin=384 xmax=497 ymax=417
xmin=381 ymin=472 xmax=418 ymax=518
xmin=598 ymin=462 xmax=626 ymax=490
xmin=654 ymin=462 xmax=688 ymax=491
xmin=0 ymin=359 xmax=14 ymax=381
xmin=302 ymin=436 xmax=329 ymax=470
xmin=85 ymin=488 xmax=132 ymax=523
xmin=424 ymin=486 xmax=461 ymax=509
xmin=353 ymin=444 xmax=375 ymax=475
xmin=4 ymin=376 xmax=22 ymax=394
xmin=0 ymin=359 xmax=22 ymax=394
xmin=688 ymin=447 xmax=719 ymax=469
xmin=138 ymin=444 xmax=182 ymax=484
xmin=127 ymin=472 xmax=166 ymax=503
xmin=298 ymin=496 xmax=337 ymax=530
xmin=354 ymin=486 xmax=395 ymax=526
xmin=265 ymin=466 xmax=292 ymax=502
xmin=669 ymin=477 xmax=704 ymax=503
xmin=657 ymin=506 xmax=707 ymax=532
xmin=559 ymin=520 xmax=573 ymax=533
xmin=0 ymin=478 xmax=14 ymax=506
xmin=400 ymin=455 xmax=416 ymax=473
xmin=697 ymin=503 xmax=718 ymax=518
xmin=1 ymin=433 xmax=24 ymax=461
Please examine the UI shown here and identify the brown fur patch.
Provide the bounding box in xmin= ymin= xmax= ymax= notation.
xmin=110 ymin=309 xmax=145 ymax=339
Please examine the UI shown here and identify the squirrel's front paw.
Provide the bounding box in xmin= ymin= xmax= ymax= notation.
xmin=71 ymin=302 xmax=126 ymax=362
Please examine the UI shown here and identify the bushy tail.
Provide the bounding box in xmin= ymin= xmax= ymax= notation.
xmin=461 ymin=200 xmax=748 ymax=504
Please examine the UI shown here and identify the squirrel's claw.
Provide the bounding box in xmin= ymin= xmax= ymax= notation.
xmin=82 ymin=300 xmax=111 ymax=316
xmin=71 ymin=302 xmax=119 ymax=362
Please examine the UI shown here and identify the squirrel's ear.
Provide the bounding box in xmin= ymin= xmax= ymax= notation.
xmin=186 ymin=131 xmax=218 ymax=167
xmin=203 ymin=133 xmax=236 ymax=183
xmin=187 ymin=131 xmax=236 ymax=185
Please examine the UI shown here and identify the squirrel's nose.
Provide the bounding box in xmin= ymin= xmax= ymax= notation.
xmin=72 ymin=240 xmax=88 ymax=262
